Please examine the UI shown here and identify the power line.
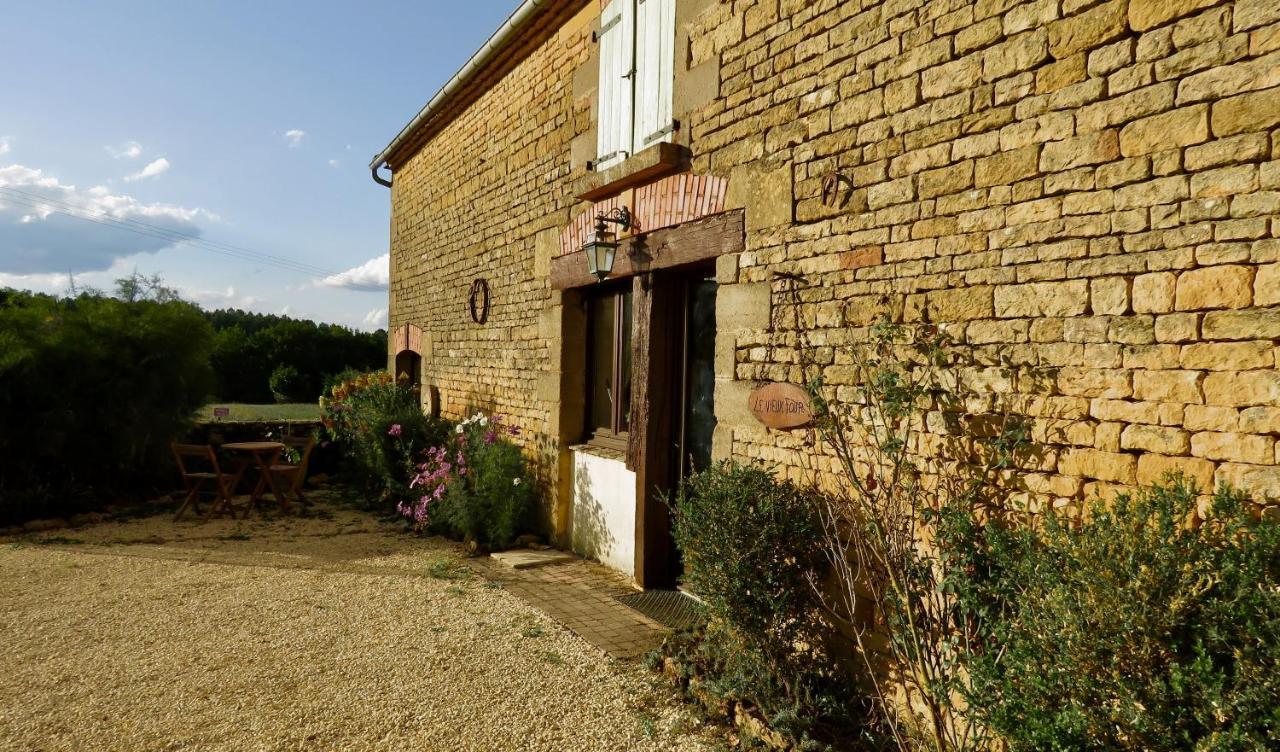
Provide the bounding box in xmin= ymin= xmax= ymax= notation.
xmin=0 ymin=186 xmax=345 ymax=278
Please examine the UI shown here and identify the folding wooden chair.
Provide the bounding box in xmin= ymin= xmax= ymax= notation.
xmin=170 ymin=443 xmax=244 ymax=521
xmin=269 ymin=435 xmax=316 ymax=507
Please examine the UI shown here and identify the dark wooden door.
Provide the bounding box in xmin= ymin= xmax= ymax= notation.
xmin=631 ymin=269 xmax=717 ymax=588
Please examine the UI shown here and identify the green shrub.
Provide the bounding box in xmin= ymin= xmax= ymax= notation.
xmin=666 ymin=460 xmax=857 ymax=746
xmin=950 ymin=478 xmax=1280 ymax=751
xmin=268 ymin=364 xmax=308 ymax=402
xmin=0 ymin=289 xmax=214 ymax=524
xmin=413 ymin=413 xmax=536 ymax=550
xmin=322 ymin=371 xmax=451 ymax=508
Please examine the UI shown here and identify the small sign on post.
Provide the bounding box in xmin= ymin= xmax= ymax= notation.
xmin=747 ymin=382 xmax=814 ymax=430
xmin=212 ymin=407 xmax=230 ymax=421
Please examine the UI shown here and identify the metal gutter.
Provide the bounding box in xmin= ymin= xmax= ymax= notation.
xmin=368 ymin=0 xmax=549 ymax=186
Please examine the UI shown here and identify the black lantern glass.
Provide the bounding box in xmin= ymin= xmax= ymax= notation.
xmin=584 ymin=230 xmax=618 ymax=282
xmin=580 ymin=207 xmax=632 ymax=282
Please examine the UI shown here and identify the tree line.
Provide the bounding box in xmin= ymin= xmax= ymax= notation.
xmin=115 ymin=272 xmax=387 ymax=403
xmin=0 ymin=275 xmax=387 ymax=524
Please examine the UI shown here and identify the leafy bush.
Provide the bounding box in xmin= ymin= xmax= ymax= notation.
xmin=807 ymin=319 xmax=1028 ymax=751
xmin=665 ymin=460 xmax=857 ymax=746
xmin=950 ymin=478 xmax=1280 ymax=751
xmin=402 ymin=413 xmax=536 ymax=550
xmin=322 ymin=371 xmax=450 ymax=507
xmin=0 ymin=288 xmax=214 ymax=524
xmin=268 ymin=364 xmax=308 ymax=402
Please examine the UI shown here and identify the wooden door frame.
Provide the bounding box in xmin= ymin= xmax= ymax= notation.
xmin=550 ymin=210 xmax=743 ymax=290
xmin=628 ymin=271 xmax=682 ymax=588
xmin=620 ymin=211 xmax=744 ymax=589
xmin=553 ymin=208 xmax=744 ymax=589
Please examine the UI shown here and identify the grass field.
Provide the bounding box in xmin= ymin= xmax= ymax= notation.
xmin=197 ymin=403 xmax=322 ymax=422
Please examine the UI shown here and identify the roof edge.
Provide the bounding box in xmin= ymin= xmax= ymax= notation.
xmin=370 ymin=0 xmax=559 ymax=173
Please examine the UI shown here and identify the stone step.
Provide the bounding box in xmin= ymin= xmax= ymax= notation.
xmin=490 ymin=549 xmax=577 ymax=570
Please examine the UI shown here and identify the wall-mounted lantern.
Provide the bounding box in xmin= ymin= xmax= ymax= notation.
xmin=581 ymin=207 xmax=633 ymax=282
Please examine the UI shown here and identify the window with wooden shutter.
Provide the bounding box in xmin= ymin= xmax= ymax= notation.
xmin=595 ymin=0 xmax=634 ymax=171
xmin=632 ymin=0 xmax=675 ymax=152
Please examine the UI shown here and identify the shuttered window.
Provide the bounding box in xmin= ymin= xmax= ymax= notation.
xmin=595 ymin=0 xmax=634 ymax=171
xmin=633 ymin=0 xmax=675 ymax=152
xmin=596 ymin=0 xmax=674 ymax=171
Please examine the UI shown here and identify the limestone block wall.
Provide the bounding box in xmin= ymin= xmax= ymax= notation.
xmin=386 ymin=0 xmax=1280 ymax=529
xmin=683 ymin=0 xmax=1280 ymax=509
xmin=386 ymin=3 xmax=596 ymax=535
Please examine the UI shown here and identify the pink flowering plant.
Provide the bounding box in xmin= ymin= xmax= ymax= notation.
xmin=321 ymin=371 xmax=451 ymax=508
xmin=399 ymin=411 xmax=535 ymax=550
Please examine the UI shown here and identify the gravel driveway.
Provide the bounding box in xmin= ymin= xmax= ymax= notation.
xmin=0 ymin=500 xmax=718 ymax=751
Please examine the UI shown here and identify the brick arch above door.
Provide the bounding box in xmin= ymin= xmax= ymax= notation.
xmin=392 ymin=323 xmax=423 ymax=355
xmin=558 ymin=173 xmax=729 ymax=258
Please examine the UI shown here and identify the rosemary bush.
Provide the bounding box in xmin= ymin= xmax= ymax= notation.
xmin=667 ymin=460 xmax=859 ymax=747
xmin=952 ymin=479 xmax=1280 ymax=751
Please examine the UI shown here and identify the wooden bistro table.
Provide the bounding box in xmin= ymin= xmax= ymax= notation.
xmin=221 ymin=441 xmax=289 ymax=516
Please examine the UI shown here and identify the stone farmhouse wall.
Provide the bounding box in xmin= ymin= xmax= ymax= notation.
xmin=387 ymin=0 xmax=1280 ymax=533
xmin=691 ymin=0 xmax=1280 ymax=510
xmin=388 ymin=4 xmax=597 ymax=530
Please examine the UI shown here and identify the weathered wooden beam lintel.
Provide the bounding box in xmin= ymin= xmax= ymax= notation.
xmin=550 ymin=209 xmax=744 ymax=290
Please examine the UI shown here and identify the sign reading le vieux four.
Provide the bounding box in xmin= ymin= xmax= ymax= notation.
xmin=747 ymin=382 xmax=813 ymax=430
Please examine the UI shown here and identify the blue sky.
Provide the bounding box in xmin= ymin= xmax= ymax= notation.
xmin=0 ymin=0 xmax=515 ymax=330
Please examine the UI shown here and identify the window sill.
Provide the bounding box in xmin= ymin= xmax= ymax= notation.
xmin=569 ymin=441 xmax=629 ymax=463
xmin=575 ymin=142 xmax=689 ymax=202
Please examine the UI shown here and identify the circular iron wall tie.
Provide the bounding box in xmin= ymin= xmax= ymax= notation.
xmin=468 ymin=278 xmax=490 ymax=324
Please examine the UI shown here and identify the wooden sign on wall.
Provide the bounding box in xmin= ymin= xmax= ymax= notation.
xmin=747 ymin=382 xmax=814 ymax=430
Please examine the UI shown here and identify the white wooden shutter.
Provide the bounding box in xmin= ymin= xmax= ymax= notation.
xmin=633 ymin=0 xmax=675 ymax=152
xmin=595 ymin=0 xmax=634 ymax=171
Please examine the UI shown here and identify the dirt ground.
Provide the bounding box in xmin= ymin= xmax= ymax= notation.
xmin=0 ymin=494 xmax=720 ymax=751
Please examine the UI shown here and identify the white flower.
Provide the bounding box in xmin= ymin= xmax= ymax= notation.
xmin=512 ymin=478 xmax=521 ymax=486
xmin=455 ymin=425 xmax=463 ymax=434
xmin=478 ymin=415 xmax=489 ymax=426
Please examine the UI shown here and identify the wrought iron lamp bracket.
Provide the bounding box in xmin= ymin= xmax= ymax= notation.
xmin=593 ymin=206 xmax=633 ymax=235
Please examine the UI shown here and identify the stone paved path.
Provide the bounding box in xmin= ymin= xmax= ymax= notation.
xmin=472 ymin=554 xmax=669 ymax=660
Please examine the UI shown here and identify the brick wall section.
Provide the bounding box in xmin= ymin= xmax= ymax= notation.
xmin=387 ymin=5 xmax=596 ymax=527
xmin=685 ymin=0 xmax=1280 ymax=509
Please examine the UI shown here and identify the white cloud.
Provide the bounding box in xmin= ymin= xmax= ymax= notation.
xmin=124 ymin=157 xmax=170 ymax=182
xmin=0 ymin=136 xmax=12 ymax=156
xmin=327 ymin=159 xmax=340 ymax=168
xmin=362 ymin=308 xmax=388 ymax=330
xmin=315 ymin=253 xmax=388 ymax=292
xmin=183 ymin=285 xmax=262 ymax=311
xmin=106 ymin=140 xmax=143 ymax=159
xmin=0 ymin=162 xmax=210 ymax=274
xmin=0 ymin=269 xmax=74 ymax=294
xmin=284 ymin=129 xmax=307 ymax=148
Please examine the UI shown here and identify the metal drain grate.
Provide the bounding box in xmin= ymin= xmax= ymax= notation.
xmin=615 ymin=590 xmax=706 ymax=631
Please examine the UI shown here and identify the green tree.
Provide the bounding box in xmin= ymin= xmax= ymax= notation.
xmin=0 ymin=288 xmax=214 ymax=523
